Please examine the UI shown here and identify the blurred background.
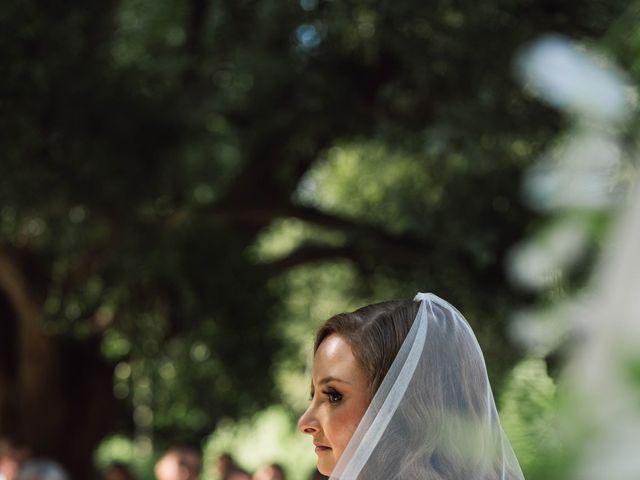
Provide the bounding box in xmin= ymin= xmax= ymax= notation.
xmin=2 ymin=0 xmax=640 ymax=479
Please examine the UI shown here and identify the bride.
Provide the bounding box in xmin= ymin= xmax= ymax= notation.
xmin=298 ymin=293 xmax=524 ymax=480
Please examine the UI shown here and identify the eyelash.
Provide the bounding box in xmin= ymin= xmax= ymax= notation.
xmin=323 ymin=388 xmax=343 ymax=404
xmin=309 ymin=387 xmax=344 ymax=404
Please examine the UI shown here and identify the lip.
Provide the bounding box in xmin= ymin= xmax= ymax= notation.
xmin=313 ymin=442 xmax=331 ymax=453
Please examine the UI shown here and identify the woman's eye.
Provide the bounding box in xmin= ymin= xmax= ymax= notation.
xmin=325 ymin=390 xmax=343 ymax=404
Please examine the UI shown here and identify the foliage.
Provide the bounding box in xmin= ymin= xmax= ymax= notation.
xmin=499 ymin=359 xmax=560 ymax=477
xmin=203 ymin=406 xmax=315 ymax=480
xmin=0 ymin=0 xmax=633 ymax=477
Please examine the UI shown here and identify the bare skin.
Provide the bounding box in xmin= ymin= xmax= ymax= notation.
xmin=298 ymin=334 xmax=371 ymax=476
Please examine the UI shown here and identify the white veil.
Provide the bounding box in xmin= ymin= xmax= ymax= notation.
xmin=329 ymin=293 xmax=525 ymax=480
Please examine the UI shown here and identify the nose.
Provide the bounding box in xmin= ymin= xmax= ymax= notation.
xmin=298 ymin=403 xmax=319 ymax=435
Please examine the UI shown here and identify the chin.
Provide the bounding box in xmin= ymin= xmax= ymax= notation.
xmin=317 ymin=459 xmax=335 ymax=477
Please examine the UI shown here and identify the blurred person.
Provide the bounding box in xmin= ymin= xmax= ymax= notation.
xmin=102 ymin=462 xmax=136 ymax=480
xmin=252 ymin=463 xmax=285 ymax=480
xmin=155 ymin=446 xmax=201 ymax=480
xmin=226 ymin=472 xmax=251 ymax=480
xmin=16 ymin=460 xmax=69 ymax=480
xmin=214 ymin=453 xmax=250 ymax=480
xmin=0 ymin=439 xmax=30 ymax=480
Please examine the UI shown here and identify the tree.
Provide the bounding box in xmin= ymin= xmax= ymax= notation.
xmin=0 ymin=0 xmax=628 ymax=477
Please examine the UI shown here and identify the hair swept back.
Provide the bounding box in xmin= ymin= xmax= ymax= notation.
xmin=314 ymin=299 xmax=419 ymax=396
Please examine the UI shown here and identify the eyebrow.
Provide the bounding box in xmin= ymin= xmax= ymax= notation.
xmin=317 ymin=376 xmax=352 ymax=385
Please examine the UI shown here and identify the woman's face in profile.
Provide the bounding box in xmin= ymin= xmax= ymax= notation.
xmin=298 ymin=334 xmax=371 ymax=475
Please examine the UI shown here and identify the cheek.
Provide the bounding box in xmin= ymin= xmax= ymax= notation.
xmin=316 ymin=401 xmax=369 ymax=476
xmin=327 ymin=401 xmax=369 ymax=453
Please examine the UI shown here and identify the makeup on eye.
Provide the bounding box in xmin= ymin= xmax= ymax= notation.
xmin=323 ymin=387 xmax=343 ymax=404
xmin=308 ymin=385 xmax=344 ymax=404
xmin=310 ymin=375 xmax=352 ymax=400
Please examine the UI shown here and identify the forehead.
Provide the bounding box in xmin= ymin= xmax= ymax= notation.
xmin=312 ymin=334 xmax=366 ymax=383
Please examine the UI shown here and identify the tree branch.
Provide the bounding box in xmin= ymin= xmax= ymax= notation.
xmin=205 ymin=201 xmax=514 ymax=297
xmin=208 ymin=202 xmax=433 ymax=265
xmin=263 ymin=242 xmax=358 ymax=273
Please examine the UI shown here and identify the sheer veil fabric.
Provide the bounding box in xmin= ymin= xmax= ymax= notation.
xmin=328 ymin=293 xmax=525 ymax=480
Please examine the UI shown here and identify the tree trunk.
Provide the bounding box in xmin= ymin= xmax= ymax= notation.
xmin=0 ymin=251 xmax=116 ymax=479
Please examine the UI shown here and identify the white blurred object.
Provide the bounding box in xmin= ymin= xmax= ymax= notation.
xmin=513 ymin=31 xmax=640 ymax=479
xmin=525 ymin=131 xmax=624 ymax=211
xmin=508 ymin=217 xmax=589 ymax=290
xmin=567 ymin=181 xmax=640 ymax=480
xmin=516 ymin=35 xmax=631 ymax=124
xmin=510 ymin=301 xmax=580 ymax=356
